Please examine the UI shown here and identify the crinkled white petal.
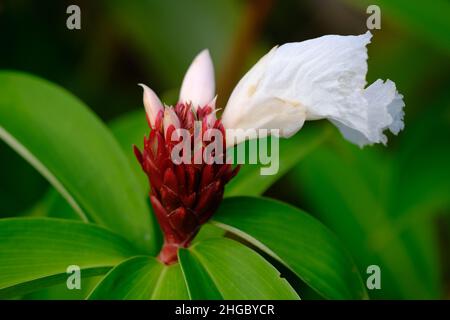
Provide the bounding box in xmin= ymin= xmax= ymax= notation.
xmin=179 ymin=49 xmax=215 ymax=109
xmin=331 ymin=79 xmax=405 ymax=146
xmin=222 ymin=31 xmax=405 ymax=147
xmin=386 ymin=89 xmax=405 ymax=135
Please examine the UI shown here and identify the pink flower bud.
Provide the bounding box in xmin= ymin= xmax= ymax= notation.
xmin=179 ymin=50 xmax=215 ymax=110
xmin=138 ymin=83 xmax=163 ymax=129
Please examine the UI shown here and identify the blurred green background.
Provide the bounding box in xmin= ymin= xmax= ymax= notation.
xmin=0 ymin=0 xmax=449 ymax=299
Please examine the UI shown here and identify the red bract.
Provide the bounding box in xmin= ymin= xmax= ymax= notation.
xmin=134 ymin=103 xmax=239 ymax=264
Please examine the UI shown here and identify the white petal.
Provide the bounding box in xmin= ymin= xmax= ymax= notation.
xmin=386 ymin=89 xmax=405 ymax=135
xmin=223 ymin=32 xmax=372 ymax=135
xmin=331 ymin=79 xmax=405 ymax=146
xmin=222 ymin=46 xmax=306 ymax=146
xmin=138 ymin=83 xmax=163 ymax=128
xmin=222 ymin=32 xmax=404 ymax=147
xmin=179 ymin=49 xmax=215 ymax=109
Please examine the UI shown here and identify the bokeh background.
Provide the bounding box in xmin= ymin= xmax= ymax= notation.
xmin=0 ymin=0 xmax=449 ymax=299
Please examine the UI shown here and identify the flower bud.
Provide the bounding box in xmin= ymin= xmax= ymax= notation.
xmin=138 ymin=83 xmax=163 ymax=129
xmin=179 ymin=50 xmax=215 ymax=110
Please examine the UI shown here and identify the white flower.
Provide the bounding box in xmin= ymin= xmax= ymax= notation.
xmin=140 ymin=32 xmax=404 ymax=148
xmin=221 ymin=31 xmax=405 ymax=147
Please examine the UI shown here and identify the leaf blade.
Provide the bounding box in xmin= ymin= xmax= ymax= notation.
xmin=88 ymin=257 xmax=189 ymax=300
xmin=0 ymin=71 xmax=157 ymax=253
xmin=0 ymin=218 xmax=139 ymax=298
xmin=212 ymin=197 xmax=367 ymax=299
xmin=180 ymin=238 xmax=300 ymax=300
xmin=178 ymin=249 xmax=223 ymax=300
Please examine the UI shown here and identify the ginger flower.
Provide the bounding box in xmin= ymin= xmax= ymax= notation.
xmin=135 ymin=31 xmax=405 ymax=264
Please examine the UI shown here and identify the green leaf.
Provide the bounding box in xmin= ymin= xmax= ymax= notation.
xmin=177 ymin=249 xmax=223 ymax=300
xmin=0 ymin=140 xmax=48 ymax=218
xmin=191 ymin=223 xmax=226 ymax=244
xmin=18 ymin=110 xmax=150 ymax=221
xmin=109 ymin=109 xmax=149 ymax=194
xmin=179 ymin=238 xmax=300 ymax=300
xmin=0 ymin=71 xmax=157 ymax=253
xmin=22 ymin=276 xmax=102 ymax=300
xmin=25 ymin=109 xmax=150 ymax=220
xmin=24 ymin=110 xmax=150 ymax=221
xmin=0 ymin=218 xmax=139 ymax=298
xmin=225 ymin=126 xmax=330 ymax=197
xmin=88 ymin=257 xmax=189 ymax=300
xmin=212 ymin=197 xmax=367 ymax=300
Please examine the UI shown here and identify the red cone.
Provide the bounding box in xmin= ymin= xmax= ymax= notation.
xmin=134 ymin=102 xmax=239 ymax=264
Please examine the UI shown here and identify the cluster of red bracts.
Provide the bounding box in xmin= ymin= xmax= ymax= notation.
xmin=134 ymin=103 xmax=239 ymax=264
